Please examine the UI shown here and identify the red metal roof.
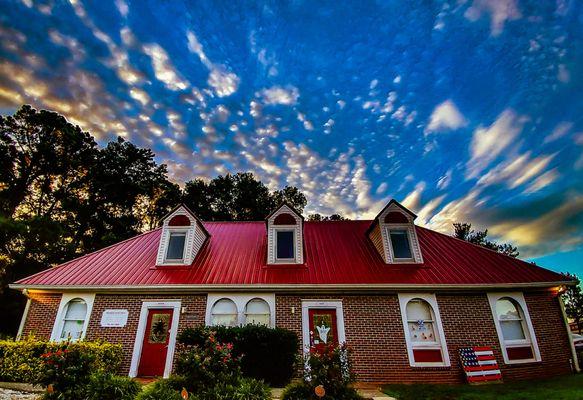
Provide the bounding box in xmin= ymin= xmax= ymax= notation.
xmin=14 ymin=221 xmax=568 ymax=288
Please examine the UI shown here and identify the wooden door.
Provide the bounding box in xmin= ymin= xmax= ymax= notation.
xmin=138 ymin=309 xmax=174 ymax=377
xmin=308 ymin=308 xmax=338 ymax=352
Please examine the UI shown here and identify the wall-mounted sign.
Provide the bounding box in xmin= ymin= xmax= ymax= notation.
xmin=100 ymin=309 xmax=129 ymax=327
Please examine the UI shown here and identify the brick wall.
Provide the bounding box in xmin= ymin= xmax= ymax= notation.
xmin=20 ymin=290 xmax=573 ymax=383
xmin=85 ymin=294 xmax=207 ymax=374
xmin=276 ymin=291 xmax=574 ymax=384
xmin=20 ymin=292 xmax=62 ymax=339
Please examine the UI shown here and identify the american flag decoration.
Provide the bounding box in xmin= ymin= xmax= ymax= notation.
xmin=459 ymin=346 xmax=502 ymax=383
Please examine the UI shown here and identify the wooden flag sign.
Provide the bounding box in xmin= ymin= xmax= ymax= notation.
xmin=459 ymin=346 xmax=502 ymax=383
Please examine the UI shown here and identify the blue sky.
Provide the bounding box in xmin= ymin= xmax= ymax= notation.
xmin=0 ymin=0 xmax=581 ymax=274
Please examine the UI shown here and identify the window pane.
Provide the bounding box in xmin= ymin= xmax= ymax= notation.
xmin=496 ymin=298 xmax=521 ymax=320
xmin=276 ymin=231 xmax=295 ymax=259
xmin=166 ymin=232 xmax=186 ymax=260
xmin=390 ymin=230 xmax=412 ymax=259
xmin=211 ymin=299 xmax=237 ymax=326
xmin=60 ymin=320 xmax=84 ymax=340
xmin=64 ymin=300 xmax=87 ymax=320
xmin=245 ymin=299 xmax=270 ymax=326
xmin=408 ymin=321 xmax=436 ymax=343
xmin=406 ymin=300 xmax=432 ymax=321
xmin=501 ymin=320 xmax=526 ymax=340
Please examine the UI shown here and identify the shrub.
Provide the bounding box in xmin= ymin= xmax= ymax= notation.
xmin=281 ymin=343 xmax=363 ymax=400
xmin=0 ymin=337 xmax=122 ymax=383
xmin=194 ymin=377 xmax=271 ymax=400
xmin=38 ymin=346 xmax=94 ymax=400
xmin=136 ymin=379 xmax=183 ymax=400
xmin=175 ymin=331 xmax=241 ymax=392
xmin=85 ymin=372 xmax=141 ymax=400
xmin=178 ymin=324 xmax=298 ymax=386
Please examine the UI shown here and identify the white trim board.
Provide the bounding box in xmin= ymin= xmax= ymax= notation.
xmin=129 ymin=300 xmax=182 ymax=378
xmin=301 ymin=300 xmax=346 ymax=353
xmin=16 ymin=298 xmax=31 ymax=340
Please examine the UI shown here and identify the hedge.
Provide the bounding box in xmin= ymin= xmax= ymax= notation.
xmin=178 ymin=325 xmax=299 ymax=386
xmin=0 ymin=337 xmax=122 ymax=383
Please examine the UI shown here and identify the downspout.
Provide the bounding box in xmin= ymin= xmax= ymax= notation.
xmin=16 ymin=289 xmax=31 ymax=341
xmin=558 ymin=294 xmax=580 ymax=373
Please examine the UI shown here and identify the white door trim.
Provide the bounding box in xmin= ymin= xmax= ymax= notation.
xmin=129 ymin=300 xmax=181 ymax=378
xmin=301 ymin=300 xmax=346 ymax=353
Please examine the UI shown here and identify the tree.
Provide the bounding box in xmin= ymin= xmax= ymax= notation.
xmin=307 ymin=213 xmax=348 ymax=221
xmin=562 ymin=273 xmax=583 ymax=333
xmin=453 ymin=222 xmax=519 ymax=257
xmin=0 ymin=106 xmax=180 ymax=335
xmin=182 ymin=174 xmax=307 ymax=221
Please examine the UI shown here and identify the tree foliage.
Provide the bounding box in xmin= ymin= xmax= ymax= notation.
xmin=453 ymin=222 xmax=519 ymax=257
xmin=561 ymin=273 xmax=583 ymax=333
xmin=182 ymin=173 xmax=307 ymax=221
xmin=307 ymin=213 xmax=348 ymax=221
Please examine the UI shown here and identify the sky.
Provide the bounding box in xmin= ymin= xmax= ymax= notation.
xmin=0 ymin=0 xmax=582 ymax=275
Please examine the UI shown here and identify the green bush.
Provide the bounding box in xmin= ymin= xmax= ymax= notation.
xmin=195 ymin=377 xmax=271 ymax=400
xmin=136 ymin=379 xmax=183 ymax=400
xmin=281 ymin=343 xmax=363 ymax=400
xmin=38 ymin=347 xmax=94 ymax=400
xmin=178 ymin=324 xmax=298 ymax=386
xmin=85 ymin=372 xmax=141 ymax=400
xmin=0 ymin=337 xmax=122 ymax=383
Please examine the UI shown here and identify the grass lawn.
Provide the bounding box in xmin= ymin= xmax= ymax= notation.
xmin=382 ymin=373 xmax=583 ymax=400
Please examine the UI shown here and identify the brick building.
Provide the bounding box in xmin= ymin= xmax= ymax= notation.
xmin=11 ymin=200 xmax=579 ymax=383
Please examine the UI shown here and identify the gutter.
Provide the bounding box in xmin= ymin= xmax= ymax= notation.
xmin=9 ymin=280 xmax=575 ymax=294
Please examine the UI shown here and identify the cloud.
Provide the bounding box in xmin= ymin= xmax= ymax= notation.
xmin=523 ymin=169 xmax=559 ymax=194
xmin=477 ymin=152 xmax=556 ymax=189
xmin=544 ymin=121 xmax=572 ymax=143
xmin=258 ymin=86 xmax=300 ymax=106
xmin=464 ymin=0 xmax=521 ymax=36
xmin=437 ymin=169 xmax=453 ymax=190
xmin=425 ymin=100 xmax=467 ymax=134
xmin=186 ymin=30 xmax=239 ymax=97
xmin=129 ymin=88 xmax=150 ymax=106
xmin=115 ymin=0 xmax=129 ymax=17
xmin=401 ymin=182 xmax=426 ymax=211
xmin=466 ymin=109 xmax=527 ymax=179
xmin=143 ymin=44 xmax=189 ymax=91
xmin=557 ymin=64 xmax=570 ymax=83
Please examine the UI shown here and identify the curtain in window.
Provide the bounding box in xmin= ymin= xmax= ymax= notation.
xmin=60 ymin=299 xmax=87 ymax=340
xmin=210 ymin=298 xmax=238 ymax=326
xmin=496 ymin=298 xmax=527 ymax=341
xmin=244 ymin=299 xmax=270 ymax=326
xmin=406 ymin=299 xmax=437 ymax=344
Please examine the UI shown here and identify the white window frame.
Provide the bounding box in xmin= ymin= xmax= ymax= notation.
xmin=51 ymin=293 xmax=96 ymax=342
xmin=205 ymin=294 xmax=275 ymax=327
xmin=387 ymin=227 xmax=414 ymax=261
xmin=274 ymin=227 xmax=297 ymax=263
xmin=129 ymin=300 xmax=182 ymax=378
xmin=398 ymin=293 xmax=450 ymax=367
xmin=164 ymin=227 xmax=192 ymax=265
xmin=487 ymin=292 xmax=541 ymax=364
xmin=301 ymin=300 xmax=347 ymax=354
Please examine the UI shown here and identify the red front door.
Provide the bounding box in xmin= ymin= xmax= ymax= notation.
xmin=138 ymin=309 xmax=174 ymax=377
xmin=308 ymin=308 xmax=338 ymax=352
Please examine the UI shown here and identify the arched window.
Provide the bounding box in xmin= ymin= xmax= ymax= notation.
xmin=489 ymin=293 xmax=539 ymax=363
xmin=399 ymin=294 xmax=449 ymax=366
xmin=244 ymin=299 xmax=271 ymax=326
xmin=59 ymin=298 xmax=87 ymax=340
xmin=496 ymin=298 xmax=527 ymax=341
xmin=210 ymin=299 xmax=238 ymax=326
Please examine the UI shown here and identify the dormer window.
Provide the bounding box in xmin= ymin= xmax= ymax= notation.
xmin=166 ymin=231 xmax=187 ymax=261
xmin=389 ymin=229 xmax=413 ymax=260
xmin=266 ymin=203 xmax=304 ymax=265
xmin=276 ymin=230 xmax=295 ymax=261
xmin=367 ymin=199 xmax=423 ymax=264
xmin=156 ymin=205 xmax=210 ymax=266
